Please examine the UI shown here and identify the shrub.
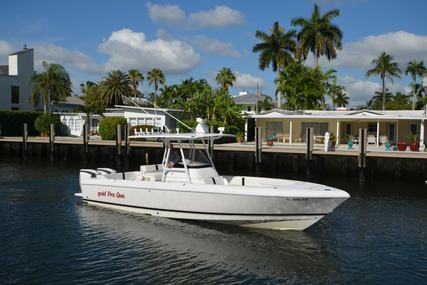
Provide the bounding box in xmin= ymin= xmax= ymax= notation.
xmin=0 ymin=111 xmax=41 ymax=136
xmin=129 ymin=124 xmax=155 ymax=136
xmin=99 ymin=117 xmax=127 ymax=140
xmin=34 ymin=113 xmax=62 ymax=136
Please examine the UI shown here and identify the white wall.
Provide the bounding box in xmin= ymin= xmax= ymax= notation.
xmin=0 ymin=49 xmax=35 ymax=111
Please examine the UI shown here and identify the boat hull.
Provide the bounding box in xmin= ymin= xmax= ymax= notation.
xmin=77 ymin=177 xmax=348 ymax=231
xmin=83 ymin=199 xmax=324 ymax=230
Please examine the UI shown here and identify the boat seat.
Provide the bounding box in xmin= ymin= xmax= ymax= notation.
xmin=141 ymin=164 xmax=163 ymax=175
xmin=142 ymin=172 xmax=162 ymax=181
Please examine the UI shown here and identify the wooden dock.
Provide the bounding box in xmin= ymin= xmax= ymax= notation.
xmin=1 ymin=136 xmax=427 ymax=159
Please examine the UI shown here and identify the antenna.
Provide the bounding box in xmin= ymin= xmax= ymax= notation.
xmin=121 ymin=95 xmax=193 ymax=131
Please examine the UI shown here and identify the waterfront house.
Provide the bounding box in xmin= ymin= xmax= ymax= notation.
xmin=249 ymin=108 xmax=427 ymax=146
xmin=0 ymin=47 xmax=35 ymax=111
xmin=59 ymin=112 xmax=101 ymax=136
xmin=104 ymin=105 xmax=184 ymax=133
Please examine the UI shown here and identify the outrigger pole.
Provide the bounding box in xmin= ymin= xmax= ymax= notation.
xmin=121 ymin=94 xmax=193 ymax=131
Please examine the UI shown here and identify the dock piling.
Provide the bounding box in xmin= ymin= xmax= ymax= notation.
xmin=116 ymin=124 xmax=122 ymax=156
xmin=255 ymin=127 xmax=262 ymax=164
xmin=49 ymin=123 xmax=55 ymax=159
xmin=22 ymin=123 xmax=28 ymax=158
xmin=305 ymin=127 xmax=314 ymax=179
xmin=358 ymin=128 xmax=368 ymax=182
xmin=82 ymin=123 xmax=89 ymax=162
xmin=305 ymin=127 xmax=314 ymax=160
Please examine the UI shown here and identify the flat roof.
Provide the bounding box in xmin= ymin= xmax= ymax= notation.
xmin=113 ymin=105 xmax=184 ymax=112
xmin=250 ymin=109 xmax=427 ymax=120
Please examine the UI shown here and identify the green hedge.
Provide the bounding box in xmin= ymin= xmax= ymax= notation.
xmin=0 ymin=111 xmax=41 ymax=136
xmin=34 ymin=114 xmax=62 ymax=135
xmin=99 ymin=117 xmax=128 ymax=140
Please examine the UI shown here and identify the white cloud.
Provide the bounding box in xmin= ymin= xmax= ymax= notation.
xmin=234 ymin=71 xmax=264 ymax=89
xmin=99 ymin=28 xmax=200 ymax=74
xmin=192 ymin=36 xmax=240 ymax=57
xmin=0 ymin=40 xmax=13 ymax=59
xmin=146 ymin=3 xmax=244 ymax=28
xmin=155 ymin=28 xmax=171 ymax=40
xmin=338 ymin=75 xmax=406 ymax=106
xmin=189 ymin=6 xmax=245 ymax=28
xmin=35 ymin=44 xmax=102 ymax=73
xmin=146 ymin=3 xmax=186 ymax=25
xmin=320 ymin=31 xmax=427 ymax=69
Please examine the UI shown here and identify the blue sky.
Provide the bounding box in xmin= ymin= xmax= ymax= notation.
xmin=1 ymin=0 xmax=427 ymax=106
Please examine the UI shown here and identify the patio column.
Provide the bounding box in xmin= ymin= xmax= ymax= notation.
xmin=376 ymin=120 xmax=380 ymax=146
xmin=336 ymin=121 xmax=340 ymax=145
xmin=396 ymin=120 xmax=399 ymax=143
xmin=420 ymin=119 xmax=425 ymax=147
xmin=289 ymin=120 xmax=293 ymax=144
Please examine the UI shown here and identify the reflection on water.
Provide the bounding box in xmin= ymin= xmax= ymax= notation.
xmin=0 ymin=156 xmax=426 ymax=284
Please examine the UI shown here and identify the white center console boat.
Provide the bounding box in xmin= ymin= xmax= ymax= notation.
xmin=75 ymin=126 xmax=350 ymax=230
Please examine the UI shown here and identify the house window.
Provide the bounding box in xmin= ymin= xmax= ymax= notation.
xmin=11 ymin=86 xmax=19 ymax=104
xmin=410 ymin=124 xmax=417 ymax=135
xmin=11 ymin=107 xmax=19 ymax=111
xmin=368 ymin=123 xmax=377 ymax=133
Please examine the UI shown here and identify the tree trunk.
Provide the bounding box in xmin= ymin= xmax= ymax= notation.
xmin=276 ymin=70 xmax=282 ymax=108
xmin=48 ymin=90 xmax=51 ymax=113
xmin=382 ymin=77 xmax=385 ymax=111
xmin=412 ymin=81 xmax=416 ymax=110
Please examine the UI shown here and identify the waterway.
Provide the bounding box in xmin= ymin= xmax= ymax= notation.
xmin=0 ymin=156 xmax=426 ymax=284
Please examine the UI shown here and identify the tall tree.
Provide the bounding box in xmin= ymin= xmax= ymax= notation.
xmin=405 ymin=60 xmax=427 ymax=110
xmin=252 ymin=21 xmax=296 ymax=107
xmin=366 ymin=52 xmax=401 ymax=110
xmin=215 ymin=67 xmax=236 ymax=91
xmin=30 ymin=61 xmax=72 ymax=113
xmin=147 ymin=68 xmax=165 ymax=105
xmin=128 ymin=69 xmax=144 ymax=98
xmin=98 ymin=70 xmax=132 ymax=107
xmin=291 ymin=3 xmax=343 ymax=66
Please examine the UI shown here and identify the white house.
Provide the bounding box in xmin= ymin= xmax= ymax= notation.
xmin=250 ymin=108 xmax=427 ymax=147
xmin=104 ymin=105 xmax=184 ymax=132
xmin=0 ymin=46 xmax=35 ymax=111
xmin=58 ymin=105 xmax=184 ymax=136
xmin=59 ymin=113 xmax=101 ymax=136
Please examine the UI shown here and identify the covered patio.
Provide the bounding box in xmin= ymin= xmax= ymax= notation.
xmin=248 ymin=109 xmax=427 ymax=151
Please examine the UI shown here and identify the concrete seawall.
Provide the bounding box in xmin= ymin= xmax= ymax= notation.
xmin=1 ymin=138 xmax=426 ymax=182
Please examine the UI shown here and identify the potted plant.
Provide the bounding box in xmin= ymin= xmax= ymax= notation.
xmin=397 ymin=141 xmax=407 ymax=151
xmin=266 ymin=137 xmax=274 ymax=146
xmin=346 ymin=134 xmax=353 ymax=149
xmin=236 ymin=131 xmax=244 ymax=144
xmin=409 ymin=134 xmax=419 ymax=151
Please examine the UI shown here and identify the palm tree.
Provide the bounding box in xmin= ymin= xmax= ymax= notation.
xmin=291 ymin=3 xmax=343 ymax=66
xmin=368 ymin=89 xmax=393 ymax=110
xmin=252 ymin=21 xmax=296 ymax=107
xmin=147 ymin=68 xmax=165 ymax=104
xmin=98 ymin=70 xmax=132 ymax=107
xmin=128 ymin=69 xmax=144 ymax=98
xmin=215 ymin=67 xmax=236 ymax=91
xmin=405 ymin=60 xmax=427 ymax=110
xmin=366 ymin=52 xmax=401 ymax=110
xmin=30 ymin=61 xmax=72 ymax=113
xmin=334 ymin=89 xmax=349 ymax=107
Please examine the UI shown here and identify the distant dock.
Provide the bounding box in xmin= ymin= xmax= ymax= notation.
xmin=1 ymin=136 xmax=427 ymax=182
